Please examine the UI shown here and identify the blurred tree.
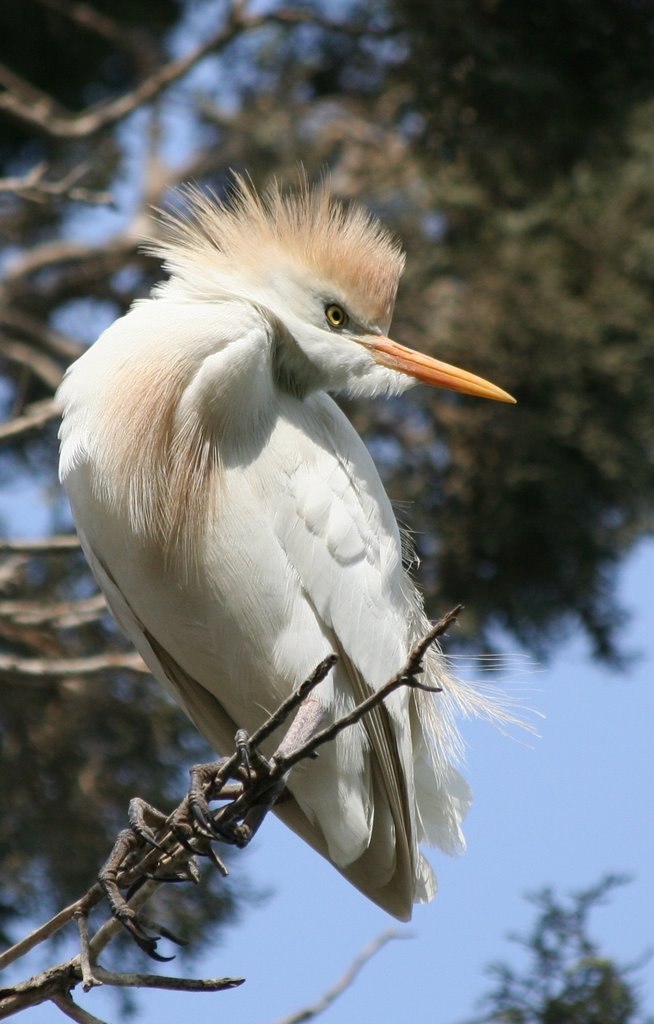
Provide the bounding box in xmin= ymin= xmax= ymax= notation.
xmin=378 ymin=0 xmax=654 ymax=658
xmin=1 ymin=0 xmax=654 ymax=958
xmin=466 ymin=875 xmax=653 ymax=1024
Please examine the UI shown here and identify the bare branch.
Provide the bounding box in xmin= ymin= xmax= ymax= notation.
xmin=2 ymin=236 xmax=136 ymax=289
xmin=202 ymin=612 xmax=458 ymax=847
xmin=271 ymin=930 xmax=401 ymax=1024
xmin=275 ymin=607 xmax=462 ymax=773
xmin=0 ymin=593 xmax=105 ymax=628
xmin=0 ymin=308 xmax=84 ymax=361
xmin=0 ymin=6 xmax=387 ymax=141
xmin=51 ymin=993 xmax=109 ymax=1024
xmin=0 ymin=651 xmax=148 ymax=680
xmin=0 ymin=9 xmax=248 ymax=139
xmin=0 ymin=899 xmax=92 ymax=972
xmin=0 ymin=398 xmax=62 ymax=443
xmin=82 ymin=965 xmax=244 ymax=993
xmin=248 ymin=654 xmax=338 ymax=751
xmin=0 ymin=64 xmax=70 ymax=116
xmin=1 ymin=337 xmax=65 ymax=390
xmin=0 ymin=162 xmax=113 ymax=206
xmin=0 ymin=535 xmax=80 ymax=554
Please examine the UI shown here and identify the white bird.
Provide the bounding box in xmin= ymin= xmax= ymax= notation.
xmin=58 ymin=179 xmax=515 ymax=922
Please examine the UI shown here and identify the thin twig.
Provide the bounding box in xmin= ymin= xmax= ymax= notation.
xmin=0 ymin=535 xmax=80 ymax=554
xmin=0 ymin=7 xmax=392 ymax=141
xmin=271 ymin=930 xmax=401 ymax=1024
xmin=0 ymin=651 xmax=148 ymax=681
xmin=0 ymin=399 xmax=62 ymax=443
xmin=276 ymin=607 xmax=461 ymax=772
xmin=0 ymin=897 xmax=93 ymax=971
xmin=0 ymin=162 xmax=113 ymax=206
xmin=75 ymin=912 xmax=99 ymax=993
xmin=0 ymin=9 xmax=248 ymax=138
xmin=0 ymin=593 xmax=106 ymax=628
xmin=210 ymin=610 xmax=460 ymax=842
xmin=248 ymin=654 xmax=338 ymax=751
xmin=88 ymin=965 xmax=244 ymax=992
xmin=50 ymin=993 xmax=109 ymax=1024
xmin=1 ymin=235 xmax=136 ymax=288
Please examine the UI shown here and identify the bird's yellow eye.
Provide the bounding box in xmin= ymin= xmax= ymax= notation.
xmin=325 ymin=304 xmax=348 ymax=329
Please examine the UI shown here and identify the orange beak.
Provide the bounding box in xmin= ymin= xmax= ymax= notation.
xmin=362 ymin=334 xmax=516 ymax=404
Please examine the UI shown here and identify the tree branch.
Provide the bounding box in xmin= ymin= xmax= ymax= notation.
xmin=0 ymin=535 xmax=80 ymax=554
xmin=271 ymin=930 xmax=401 ymax=1024
xmin=1 ymin=337 xmax=65 ymax=390
xmin=0 ymin=651 xmax=148 ymax=681
xmin=0 ymin=593 xmax=105 ymax=628
xmin=0 ymin=398 xmax=62 ymax=443
xmin=0 ymin=308 xmax=84 ymax=362
xmin=274 ymin=608 xmax=460 ymax=773
xmin=50 ymin=994 xmax=108 ymax=1024
xmin=0 ymin=6 xmax=253 ymax=139
xmin=0 ymin=162 xmax=113 ymax=206
xmin=0 ymin=6 xmax=387 ymax=141
xmin=0 ymin=611 xmax=460 ymax=1020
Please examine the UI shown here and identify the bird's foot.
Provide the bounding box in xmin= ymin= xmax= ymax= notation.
xmin=98 ymin=828 xmax=177 ymax=961
xmin=189 ymin=734 xmax=285 ymax=848
xmin=95 ymin=661 xmax=336 ymax=958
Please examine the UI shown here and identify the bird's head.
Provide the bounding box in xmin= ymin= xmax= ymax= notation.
xmin=150 ymin=178 xmax=515 ymax=404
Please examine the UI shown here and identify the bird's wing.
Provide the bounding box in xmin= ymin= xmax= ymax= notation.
xmin=79 ymin=508 xmax=422 ymax=919
xmin=272 ymin=393 xmax=431 ymax=915
xmin=273 ymin=393 xmax=411 ymax=686
xmin=76 ymin=529 xmax=243 ymax=756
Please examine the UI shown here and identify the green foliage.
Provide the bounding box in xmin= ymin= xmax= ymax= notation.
xmin=397 ymin=0 xmax=654 ymax=191
xmin=375 ymin=0 xmax=654 ymax=659
xmin=467 ymin=876 xmax=652 ymax=1024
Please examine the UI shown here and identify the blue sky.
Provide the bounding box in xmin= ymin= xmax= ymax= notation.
xmin=14 ymin=536 xmax=654 ymax=1024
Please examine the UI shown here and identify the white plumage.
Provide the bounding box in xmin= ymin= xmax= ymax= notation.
xmin=58 ymin=179 xmax=514 ymax=921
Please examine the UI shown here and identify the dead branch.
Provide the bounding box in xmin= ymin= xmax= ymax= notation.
xmin=0 ymin=610 xmax=460 ymax=1021
xmin=1 ymin=236 xmax=137 ymax=291
xmin=0 ymin=593 xmax=105 ymax=628
xmin=0 ymin=535 xmax=80 ymax=554
xmin=0 ymin=337 xmax=65 ymax=390
xmin=0 ymin=899 xmax=92 ymax=973
xmin=274 ymin=608 xmax=460 ymax=773
xmin=0 ymin=651 xmax=148 ymax=681
xmin=51 ymin=992 xmax=108 ymax=1024
xmin=0 ymin=6 xmax=386 ymax=141
xmin=270 ymin=929 xmax=400 ymax=1024
xmin=0 ymin=6 xmax=255 ymax=139
xmin=0 ymin=309 xmax=84 ymax=361
xmin=0 ymin=162 xmax=113 ymax=206
xmin=0 ymin=398 xmax=62 ymax=442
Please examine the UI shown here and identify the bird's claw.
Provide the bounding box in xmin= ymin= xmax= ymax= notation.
xmin=128 ymin=797 xmax=168 ymax=851
xmin=235 ymin=728 xmax=252 ymax=780
xmin=116 ymin=906 xmax=174 ymax=962
xmin=187 ymin=759 xmax=234 ymax=837
xmin=97 ymin=731 xmax=284 ymax=957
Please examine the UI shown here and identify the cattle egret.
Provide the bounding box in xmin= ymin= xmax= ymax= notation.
xmin=58 ymin=179 xmax=515 ymax=921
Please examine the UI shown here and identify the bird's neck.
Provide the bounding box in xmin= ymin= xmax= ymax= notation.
xmin=269 ymin=312 xmax=325 ymax=401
